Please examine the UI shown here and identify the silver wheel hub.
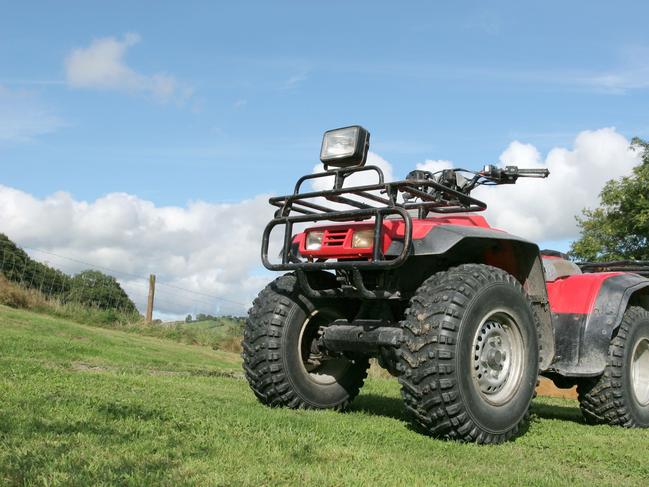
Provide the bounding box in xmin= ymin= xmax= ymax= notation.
xmin=298 ymin=310 xmax=351 ymax=385
xmin=631 ymin=337 xmax=649 ymax=406
xmin=471 ymin=312 xmax=524 ymax=405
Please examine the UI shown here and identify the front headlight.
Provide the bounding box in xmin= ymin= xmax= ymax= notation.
xmin=306 ymin=231 xmax=324 ymax=250
xmin=352 ymin=229 xmax=374 ymax=249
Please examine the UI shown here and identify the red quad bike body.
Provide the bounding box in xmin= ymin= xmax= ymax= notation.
xmin=244 ymin=125 xmax=649 ymax=444
xmin=295 ymin=215 xmax=649 ymax=379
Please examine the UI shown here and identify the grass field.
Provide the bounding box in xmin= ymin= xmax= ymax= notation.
xmin=104 ymin=318 xmax=244 ymax=352
xmin=1 ymin=306 xmax=648 ymax=486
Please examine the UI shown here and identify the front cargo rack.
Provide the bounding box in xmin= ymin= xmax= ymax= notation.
xmin=261 ymin=165 xmax=487 ymax=272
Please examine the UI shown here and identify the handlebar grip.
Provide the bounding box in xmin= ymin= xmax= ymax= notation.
xmin=505 ymin=166 xmax=550 ymax=178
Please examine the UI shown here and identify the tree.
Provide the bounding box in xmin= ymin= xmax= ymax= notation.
xmin=67 ymin=270 xmax=137 ymax=313
xmin=195 ymin=313 xmax=217 ymax=322
xmin=185 ymin=314 xmax=193 ymax=323
xmin=570 ymin=138 xmax=649 ymax=262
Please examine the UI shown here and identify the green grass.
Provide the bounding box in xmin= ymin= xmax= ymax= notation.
xmin=1 ymin=306 xmax=649 ymax=486
xmin=99 ymin=318 xmax=244 ymax=352
xmin=1 ymin=274 xmax=244 ymax=351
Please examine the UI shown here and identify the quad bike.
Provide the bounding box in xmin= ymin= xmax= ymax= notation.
xmin=243 ymin=125 xmax=649 ymax=443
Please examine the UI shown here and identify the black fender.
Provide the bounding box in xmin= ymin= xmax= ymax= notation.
xmin=386 ymin=224 xmax=555 ymax=370
xmin=549 ymin=273 xmax=649 ymax=377
xmin=386 ymin=224 xmax=537 ymax=257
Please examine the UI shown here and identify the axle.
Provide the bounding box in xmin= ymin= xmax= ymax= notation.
xmin=320 ymin=320 xmax=403 ymax=354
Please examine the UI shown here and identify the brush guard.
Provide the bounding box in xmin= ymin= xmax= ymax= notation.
xmin=261 ymin=165 xmax=486 ymax=273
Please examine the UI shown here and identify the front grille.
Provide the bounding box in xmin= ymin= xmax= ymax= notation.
xmin=322 ymin=229 xmax=350 ymax=247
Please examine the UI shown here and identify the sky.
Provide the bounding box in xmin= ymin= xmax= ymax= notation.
xmin=1 ymin=1 xmax=648 ymax=318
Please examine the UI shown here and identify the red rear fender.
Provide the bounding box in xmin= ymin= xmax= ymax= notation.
xmin=547 ymin=272 xmax=649 ymax=377
xmin=546 ymin=273 xmax=623 ymax=314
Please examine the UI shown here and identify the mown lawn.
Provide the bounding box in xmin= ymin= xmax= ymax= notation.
xmin=1 ymin=305 xmax=648 ymax=486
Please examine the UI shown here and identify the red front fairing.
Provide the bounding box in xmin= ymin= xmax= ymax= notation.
xmin=297 ymin=214 xmax=491 ymax=260
xmin=546 ymin=272 xmax=623 ymax=314
xmin=296 ymin=215 xmax=625 ymax=318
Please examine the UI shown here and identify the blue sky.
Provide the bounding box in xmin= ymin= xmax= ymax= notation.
xmin=2 ymin=1 xmax=648 ymax=205
xmin=1 ymin=1 xmax=648 ymax=316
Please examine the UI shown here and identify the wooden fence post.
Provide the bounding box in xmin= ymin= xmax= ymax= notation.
xmin=146 ymin=274 xmax=156 ymax=323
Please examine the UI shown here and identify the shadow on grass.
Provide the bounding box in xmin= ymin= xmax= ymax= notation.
xmin=531 ymin=401 xmax=584 ymax=424
xmin=348 ymin=394 xmax=408 ymax=421
xmin=351 ymin=394 xmax=586 ymax=428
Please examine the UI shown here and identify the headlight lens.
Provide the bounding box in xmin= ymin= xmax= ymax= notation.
xmin=306 ymin=231 xmax=324 ymax=250
xmin=352 ymin=229 xmax=374 ymax=248
xmin=321 ymin=126 xmax=359 ymax=160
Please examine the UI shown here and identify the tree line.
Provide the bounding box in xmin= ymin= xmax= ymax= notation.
xmin=0 ymin=234 xmax=137 ymax=313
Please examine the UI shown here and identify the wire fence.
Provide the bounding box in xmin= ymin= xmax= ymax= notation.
xmin=0 ymin=239 xmax=250 ymax=320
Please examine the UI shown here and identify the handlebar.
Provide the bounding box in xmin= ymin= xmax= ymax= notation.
xmin=405 ymin=163 xmax=550 ymax=206
xmin=481 ymin=165 xmax=550 ymax=183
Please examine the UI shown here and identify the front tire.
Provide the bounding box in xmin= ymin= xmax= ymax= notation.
xmin=397 ymin=264 xmax=540 ymax=444
xmin=578 ymin=306 xmax=649 ymax=427
xmin=242 ymin=273 xmax=369 ymax=410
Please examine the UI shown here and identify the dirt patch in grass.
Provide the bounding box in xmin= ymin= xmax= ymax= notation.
xmin=70 ymin=362 xmax=112 ymax=373
xmin=147 ymin=367 xmax=244 ymax=379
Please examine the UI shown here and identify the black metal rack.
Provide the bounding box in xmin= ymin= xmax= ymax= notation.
xmin=579 ymin=261 xmax=649 ymax=277
xmin=261 ymin=165 xmax=487 ymax=271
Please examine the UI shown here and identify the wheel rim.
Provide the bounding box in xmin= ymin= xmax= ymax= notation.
xmin=298 ymin=309 xmax=351 ymax=385
xmin=471 ymin=310 xmax=525 ymax=406
xmin=631 ymin=337 xmax=649 ymax=406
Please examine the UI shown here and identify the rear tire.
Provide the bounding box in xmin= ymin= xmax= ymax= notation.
xmin=242 ymin=273 xmax=369 ymax=410
xmin=578 ymin=306 xmax=649 ymax=427
xmin=397 ymin=264 xmax=540 ymax=444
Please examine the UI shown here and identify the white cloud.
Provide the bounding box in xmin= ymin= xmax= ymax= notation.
xmin=311 ymin=151 xmax=394 ymax=191
xmin=65 ymin=34 xmax=192 ymax=103
xmin=416 ymin=159 xmax=454 ymax=173
xmin=475 ymin=128 xmax=640 ymax=241
xmin=0 ymin=186 xmax=275 ymax=317
xmin=306 ymin=152 xmax=394 ymax=212
xmin=0 ymin=128 xmax=640 ymax=317
xmin=581 ymin=47 xmax=649 ymax=93
xmin=580 ymin=69 xmax=649 ymax=94
xmin=0 ymin=85 xmax=65 ymax=142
